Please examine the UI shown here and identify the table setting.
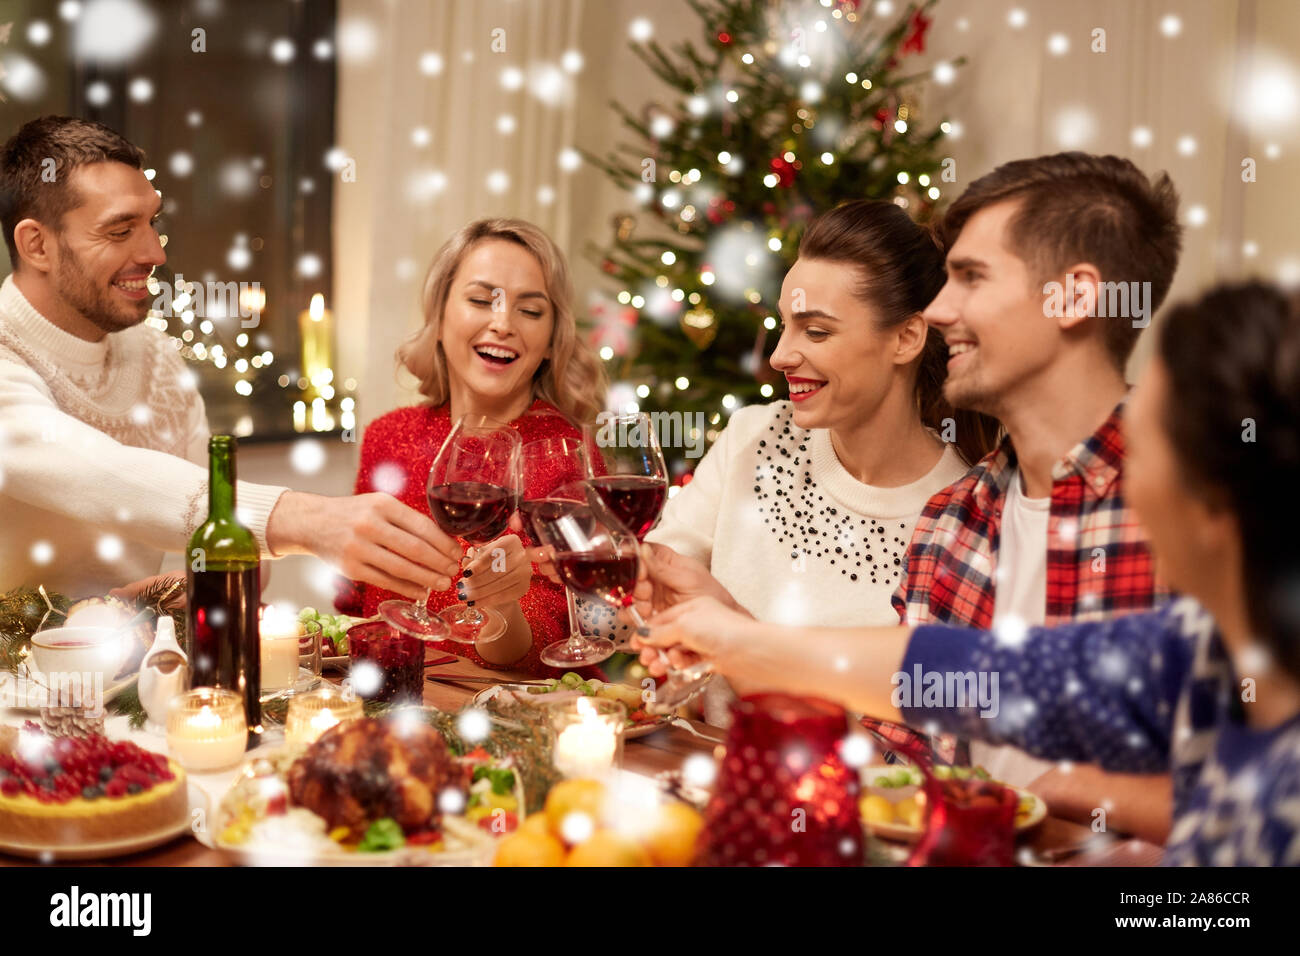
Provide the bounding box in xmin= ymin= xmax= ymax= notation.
xmin=0 ymin=584 xmax=1161 ymax=868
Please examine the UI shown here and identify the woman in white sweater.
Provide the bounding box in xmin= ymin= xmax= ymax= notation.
xmin=642 ymin=201 xmax=999 ymax=724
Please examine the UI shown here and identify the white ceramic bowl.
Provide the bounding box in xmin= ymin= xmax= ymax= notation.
xmin=29 ymin=626 xmax=132 ymax=682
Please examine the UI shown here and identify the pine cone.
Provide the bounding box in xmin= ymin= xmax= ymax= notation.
xmin=40 ymin=705 xmax=106 ymax=739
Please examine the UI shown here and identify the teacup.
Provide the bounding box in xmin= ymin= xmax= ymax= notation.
xmin=29 ymin=626 xmax=132 ymax=684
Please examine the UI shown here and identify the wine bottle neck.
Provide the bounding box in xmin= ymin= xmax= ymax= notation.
xmin=208 ymin=437 xmax=238 ymax=519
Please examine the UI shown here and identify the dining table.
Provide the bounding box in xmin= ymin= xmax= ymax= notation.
xmin=0 ymin=647 xmax=1163 ymax=867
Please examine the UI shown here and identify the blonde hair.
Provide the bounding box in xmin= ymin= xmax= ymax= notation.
xmin=396 ymin=218 xmax=607 ymax=425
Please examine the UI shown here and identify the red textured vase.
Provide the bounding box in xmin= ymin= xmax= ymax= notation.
xmin=697 ymin=693 xmax=863 ymax=867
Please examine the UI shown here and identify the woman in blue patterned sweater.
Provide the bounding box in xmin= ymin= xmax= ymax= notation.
xmin=636 ymin=281 xmax=1300 ymax=865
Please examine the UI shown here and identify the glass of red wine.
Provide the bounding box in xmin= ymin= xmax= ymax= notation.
xmin=583 ymin=411 xmax=668 ymax=541
xmin=529 ymin=493 xmax=646 ymax=627
xmin=519 ymin=437 xmax=615 ymax=669
xmin=529 ymin=494 xmax=712 ymax=710
xmin=378 ymin=415 xmax=521 ymax=643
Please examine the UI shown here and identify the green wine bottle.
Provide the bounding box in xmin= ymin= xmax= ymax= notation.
xmin=186 ymin=435 xmax=262 ymax=745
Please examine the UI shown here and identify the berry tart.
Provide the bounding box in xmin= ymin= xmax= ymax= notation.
xmin=0 ymin=725 xmax=188 ymax=848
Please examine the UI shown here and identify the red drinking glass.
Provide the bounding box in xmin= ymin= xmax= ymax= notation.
xmin=347 ymin=620 xmax=425 ymax=704
xmin=697 ymin=693 xmax=864 ymax=867
xmin=889 ymin=734 xmax=1018 ymax=867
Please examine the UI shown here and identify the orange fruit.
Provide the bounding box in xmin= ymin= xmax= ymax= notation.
xmin=493 ymin=828 xmax=566 ymax=867
xmin=894 ymin=795 xmax=924 ymax=829
xmin=544 ymin=779 xmax=607 ymax=840
xmin=565 ymin=830 xmax=651 ymax=867
xmin=859 ymin=795 xmax=895 ymax=826
xmin=644 ymin=802 xmax=704 ymax=866
xmin=520 ymin=813 xmax=552 ymax=837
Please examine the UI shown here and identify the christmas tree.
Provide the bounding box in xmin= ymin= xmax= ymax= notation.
xmin=585 ymin=0 xmax=960 ymax=473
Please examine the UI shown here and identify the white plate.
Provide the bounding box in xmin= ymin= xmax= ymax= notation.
xmin=210 ymin=836 xmax=494 ymax=867
xmin=0 ymin=781 xmax=202 ymax=861
xmin=0 ymin=668 xmax=136 ymax=713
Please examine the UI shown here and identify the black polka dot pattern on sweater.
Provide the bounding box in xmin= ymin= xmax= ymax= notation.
xmin=753 ymin=406 xmax=907 ymax=587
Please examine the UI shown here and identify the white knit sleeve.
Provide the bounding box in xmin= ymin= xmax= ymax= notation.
xmin=0 ymin=359 xmax=286 ymax=557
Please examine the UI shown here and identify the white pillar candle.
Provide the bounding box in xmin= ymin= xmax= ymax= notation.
xmin=259 ymin=606 xmax=301 ymax=691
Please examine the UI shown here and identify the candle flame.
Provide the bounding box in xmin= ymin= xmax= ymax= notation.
xmin=310 ymin=708 xmax=338 ymax=733
xmin=192 ymin=705 xmax=222 ymax=729
xmin=309 ymin=293 xmax=325 ymax=322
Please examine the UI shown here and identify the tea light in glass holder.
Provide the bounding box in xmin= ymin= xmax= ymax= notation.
xmin=166 ymin=688 xmax=247 ymax=771
xmin=550 ymin=697 xmax=625 ymax=779
xmin=260 ymin=605 xmax=302 ymax=692
xmin=285 ymin=686 xmax=362 ymax=748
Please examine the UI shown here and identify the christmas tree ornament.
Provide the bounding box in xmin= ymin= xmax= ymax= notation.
xmin=902 ymin=8 xmax=933 ymax=55
xmin=680 ymin=306 xmax=718 ymax=349
xmin=589 ymin=292 xmax=639 ymax=356
xmin=612 ymin=212 xmax=637 ymax=242
xmin=768 ymin=155 xmax=797 ymax=188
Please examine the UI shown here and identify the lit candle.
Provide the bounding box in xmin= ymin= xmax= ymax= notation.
xmin=259 ymin=605 xmax=300 ymax=692
xmin=166 ymin=688 xmax=247 ymax=771
xmin=285 ymin=687 xmax=363 ymax=748
xmin=298 ymin=293 xmax=334 ymax=403
xmin=293 ymin=400 xmax=307 ymax=432
xmin=551 ymin=697 xmax=625 ymax=779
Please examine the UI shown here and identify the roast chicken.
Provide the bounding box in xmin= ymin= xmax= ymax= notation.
xmin=286 ymin=717 xmax=456 ymax=836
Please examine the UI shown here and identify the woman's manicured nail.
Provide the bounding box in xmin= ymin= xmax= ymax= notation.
xmin=462 ymin=568 xmax=473 ymax=578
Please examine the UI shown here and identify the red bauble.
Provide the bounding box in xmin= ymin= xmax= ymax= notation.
xmin=768 ymin=156 xmax=796 ymax=188
xmin=717 ymin=31 xmax=732 ymax=45
xmin=696 ymin=694 xmax=863 ymax=867
xmin=706 ymin=196 xmax=737 ymax=225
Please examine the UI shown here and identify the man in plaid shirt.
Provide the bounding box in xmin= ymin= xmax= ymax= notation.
xmin=893 ymin=399 xmax=1168 ymax=630
xmin=887 ymin=153 xmax=1183 ymax=846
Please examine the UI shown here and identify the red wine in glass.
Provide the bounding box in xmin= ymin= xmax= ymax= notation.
xmin=554 ymin=551 xmax=639 ymax=607
xmin=521 ymin=436 xmax=617 ymax=669
xmin=518 ymin=496 xmax=584 ymax=536
xmin=583 ymin=412 xmax=669 ymax=541
xmin=378 ymin=415 xmax=520 ymax=643
xmin=428 ymin=481 xmax=515 ymax=543
xmin=586 ymin=475 xmax=668 ymax=540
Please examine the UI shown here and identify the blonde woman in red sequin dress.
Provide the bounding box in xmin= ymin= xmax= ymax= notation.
xmin=335 ymin=219 xmax=607 ymax=675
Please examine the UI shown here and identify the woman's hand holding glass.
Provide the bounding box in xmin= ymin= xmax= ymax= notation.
xmin=457 ymin=533 xmax=534 ymax=607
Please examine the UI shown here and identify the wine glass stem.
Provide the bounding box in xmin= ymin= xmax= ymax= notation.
xmin=565 ymin=587 xmax=583 ymax=647
xmin=624 ymin=603 xmax=649 ymax=635
xmin=414 ymin=587 xmax=434 ymax=622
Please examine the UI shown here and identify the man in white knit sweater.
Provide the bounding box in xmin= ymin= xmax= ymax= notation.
xmin=0 ymin=116 xmax=460 ymax=599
